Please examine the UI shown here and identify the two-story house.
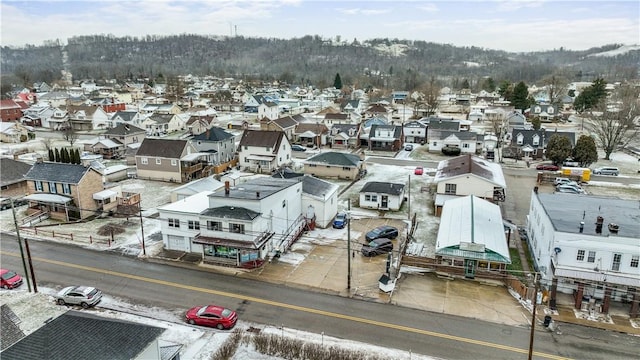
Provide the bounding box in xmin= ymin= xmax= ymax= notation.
xmin=258 ymin=101 xmax=279 ymax=120
xmin=293 ymin=123 xmax=328 ymax=148
xmin=0 ymin=158 xmax=32 ymax=199
xmin=430 ymin=130 xmax=481 ymax=154
xmin=190 ymin=127 xmax=237 ymax=173
xmin=527 ymin=103 xmax=557 ymax=122
xmin=508 ymin=129 xmax=546 ymax=160
xmin=527 ymin=191 xmax=640 ymax=318
xmin=110 ymin=110 xmax=144 ymax=127
xmin=261 ymin=116 xmax=299 ymax=141
xmin=103 ymin=123 xmax=146 ymax=147
xmin=66 ymin=105 xmax=110 ymax=131
xmin=403 ymin=120 xmax=427 ymax=144
xmin=0 ymin=100 xmax=24 ymax=122
xmin=22 ymin=162 xmax=103 ymax=221
xmin=238 ymin=130 xmax=292 ymax=173
xmin=329 ymin=123 xmax=359 ymax=149
xmin=368 ymin=124 xmax=403 ymax=151
xmin=141 ymin=114 xmax=185 ymax=136
xmin=433 ymin=154 xmax=506 ymax=216
xmin=158 ymin=177 xmax=306 ymax=268
xmin=135 ymin=138 xmax=201 ymax=183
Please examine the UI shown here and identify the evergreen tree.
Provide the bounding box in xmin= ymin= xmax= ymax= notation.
xmin=54 ymin=148 xmax=60 ymax=162
xmin=531 ymin=117 xmax=541 ymax=130
xmin=62 ymin=148 xmax=69 ymax=163
xmin=482 ymin=77 xmax=496 ymax=92
xmin=572 ymin=135 xmax=598 ymax=167
xmin=498 ymin=81 xmax=513 ymax=100
xmin=546 ymin=134 xmax=573 ymax=165
xmin=48 ymin=149 xmax=54 ymax=161
xmin=75 ymin=148 xmax=81 ymax=164
xmin=461 ymin=79 xmax=470 ymax=89
xmin=574 ymin=78 xmax=607 ymax=112
xmin=333 ymin=73 xmax=343 ymax=89
xmin=512 ymin=81 xmax=530 ymax=111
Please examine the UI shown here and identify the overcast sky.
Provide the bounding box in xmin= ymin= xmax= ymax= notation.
xmin=1 ymin=0 xmax=638 ymax=52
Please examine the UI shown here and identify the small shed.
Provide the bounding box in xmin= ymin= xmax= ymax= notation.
xmin=359 ymin=181 xmax=405 ymax=211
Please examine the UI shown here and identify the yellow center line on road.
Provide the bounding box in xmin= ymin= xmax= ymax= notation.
xmin=2 ymin=250 xmax=570 ymax=360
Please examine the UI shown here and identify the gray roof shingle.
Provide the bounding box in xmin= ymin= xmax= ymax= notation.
xmin=23 ymin=162 xmax=92 ymax=184
xmin=136 ymin=139 xmax=188 ymax=158
xmin=191 ymin=126 xmax=234 ymax=142
xmin=200 ymin=205 xmax=261 ymax=220
xmin=0 ymin=158 xmax=32 ymax=187
xmin=305 ymin=152 xmax=361 ymax=167
xmin=238 ymin=130 xmax=285 ymax=150
xmin=360 ymin=181 xmax=405 ymax=195
xmin=1 ymin=310 xmax=164 ymax=360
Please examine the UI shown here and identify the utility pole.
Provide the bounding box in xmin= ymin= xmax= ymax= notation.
xmin=528 ymin=272 xmax=540 ymax=360
xmin=347 ymin=199 xmax=351 ymax=290
xmin=407 ymin=174 xmax=411 ymax=221
xmin=139 ymin=207 xmax=146 ymax=256
xmin=11 ymin=199 xmax=32 ymax=292
xmin=24 ymin=238 xmax=37 ymax=293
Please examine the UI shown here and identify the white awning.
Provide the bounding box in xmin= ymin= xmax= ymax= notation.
xmin=246 ymin=154 xmax=275 ymax=161
xmin=181 ymin=152 xmax=209 ymax=161
xmin=93 ymin=189 xmax=117 ymax=200
xmin=24 ymin=193 xmax=73 ymax=204
xmin=554 ymin=266 xmax=638 ymax=286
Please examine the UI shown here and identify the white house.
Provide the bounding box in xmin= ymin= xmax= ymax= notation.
xmin=526 ymin=191 xmax=640 ymax=317
xmin=359 ymin=182 xmax=406 ymax=211
xmin=238 ymin=130 xmax=292 ymax=173
xmin=433 ymin=154 xmax=506 ymax=216
xmin=158 ymin=177 xmax=306 ymax=267
xmin=429 ymin=131 xmax=479 ymax=154
xmin=402 ymin=120 xmax=427 ymax=144
xmin=258 ymin=101 xmax=279 ymax=120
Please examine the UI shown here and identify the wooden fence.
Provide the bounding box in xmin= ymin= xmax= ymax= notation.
xmin=19 ymin=227 xmax=113 ymax=247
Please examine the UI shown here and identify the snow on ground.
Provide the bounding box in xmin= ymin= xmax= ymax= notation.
xmin=0 ymin=288 xmax=438 ymax=360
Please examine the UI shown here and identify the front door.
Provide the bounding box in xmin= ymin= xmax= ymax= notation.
xmin=381 ymin=195 xmax=388 ymax=209
xmin=464 ymin=259 xmax=476 ymax=279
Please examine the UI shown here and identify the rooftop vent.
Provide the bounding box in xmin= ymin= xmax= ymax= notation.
xmin=608 ymin=223 xmax=619 ymax=234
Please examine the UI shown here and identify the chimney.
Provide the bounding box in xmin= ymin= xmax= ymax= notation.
xmin=579 ymin=222 xmax=584 ymax=233
xmin=225 ymin=181 xmax=230 ymax=196
xmin=595 ymin=216 xmax=604 ymax=234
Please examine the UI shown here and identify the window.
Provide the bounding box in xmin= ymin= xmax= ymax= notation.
xmin=229 ymin=223 xmax=245 ymax=234
xmin=188 ymin=220 xmax=200 ymax=230
xmin=168 ymin=218 xmax=180 ymax=228
xmin=433 ymin=142 xmax=437 ymax=146
xmin=103 ymin=198 xmax=111 ymax=204
xmin=35 ymin=181 xmax=43 ymax=191
xmin=49 ymin=182 xmax=57 ymax=194
xmin=532 ymin=135 xmax=540 ymax=146
xmin=244 ymin=157 xmax=248 ymax=163
xmin=171 ymin=159 xmax=177 ymax=166
xmin=631 ymin=255 xmax=639 ymax=268
xmin=207 ymin=221 xmax=222 ymax=231
xmin=365 ymin=194 xmax=371 ymax=201
xmin=576 ymin=249 xmax=585 ymax=261
xmin=516 ymin=134 xmax=524 ymax=145
xmin=444 ymin=183 xmax=456 ymax=195
xmin=141 ymin=157 xmax=148 ymax=165
xmin=462 ymin=143 xmax=469 ymax=148
xmin=62 ymin=183 xmax=71 ymax=194
xmin=156 ymin=158 xmax=161 ymax=165
xmin=587 ymin=251 xmax=596 ymax=263
xmin=612 ymin=253 xmax=622 ymax=271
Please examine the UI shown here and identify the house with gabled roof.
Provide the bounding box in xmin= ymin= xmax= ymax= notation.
xmin=66 ymin=105 xmax=110 ymax=131
xmin=261 ymin=115 xmax=299 ymax=140
xmin=359 ymin=181 xmax=406 ymax=211
xmin=527 ymin=103 xmax=558 ymax=122
xmin=341 ymin=99 xmax=362 ymax=114
xmin=433 ymin=154 xmax=506 ymax=216
xmin=323 ymin=113 xmax=351 ymax=125
xmin=110 ymin=110 xmax=143 ymax=127
xmin=364 ymin=103 xmax=391 ymax=119
xmin=0 ymin=158 xmax=32 ymax=199
xmin=141 ymin=114 xmax=184 ymax=136
xmin=135 ymin=138 xmax=202 ymax=183
xmin=244 ymin=95 xmax=266 ymax=113
xmin=37 ymin=91 xmax=70 ymax=108
xmin=258 ymin=101 xmax=279 ymax=120
xmin=0 ymin=122 xmax=30 ymax=143
xmin=329 ymin=123 xmax=359 ymax=149
xmin=429 ymin=130 xmax=481 ymax=154
xmin=84 ymin=138 xmax=125 ymax=159
xmin=238 ymin=130 xmax=291 ymax=173
xmin=23 ymin=162 xmax=103 ymax=221
xmin=368 ymin=124 xmax=403 ymax=151
xmin=0 ymin=310 xmax=179 ymax=360
xmin=185 ymin=115 xmax=215 ymax=135
xmin=294 ymin=122 xmax=328 ymax=148
xmin=140 ymin=103 xmax=182 ymax=115
xmin=103 ymin=123 xmax=146 ymax=147
xmin=303 ymin=151 xmax=365 ymax=180
xmin=508 ymin=129 xmax=546 ymax=160
xmin=191 ymin=126 xmax=237 ymax=172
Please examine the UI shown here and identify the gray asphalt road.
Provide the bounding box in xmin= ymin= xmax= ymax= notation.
xmin=2 ymin=235 xmax=639 ymax=360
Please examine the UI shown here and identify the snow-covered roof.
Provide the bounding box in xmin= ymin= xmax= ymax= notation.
xmin=434 ymin=154 xmax=506 ymax=188
xmin=157 ymin=191 xmax=213 ymax=214
xmin=436 ymin=195 xmax=510 ymax=263
xmin=24 ymin=193 xmax=73 ymax=204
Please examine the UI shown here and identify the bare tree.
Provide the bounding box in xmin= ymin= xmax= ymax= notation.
xmin=542 ymin=74 xmax=568 ymax=113
xmin=410 ymin=77 xmax=439 ymax=119
xmin=63 ymin=126 xmax=79 ymax=147
xmin=585 ymin=86 xmax=639 ymax=160
xmin=41 ymin=137 xmax=55 ymax=152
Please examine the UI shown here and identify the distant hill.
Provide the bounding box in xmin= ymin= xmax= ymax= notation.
xmin=1 ymin=34 xmax=638 ymax=90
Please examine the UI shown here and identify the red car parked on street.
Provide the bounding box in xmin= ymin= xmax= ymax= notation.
xmin=536 ymin=163 xmax=559 ymax=171
xmin=185 ymin=305 xmax=238 ymax=330
xmin=1 ymin=269 xmax=23 ymax=289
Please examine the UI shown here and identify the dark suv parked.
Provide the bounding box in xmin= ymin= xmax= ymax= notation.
xmin=361 ymin=238 xmax=393 ymax=257
xmin=365 ymin=225 xmax=398 ymax=241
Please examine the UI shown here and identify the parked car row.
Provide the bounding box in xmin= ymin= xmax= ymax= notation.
xmin=555 ymin=182 xmax=587 ymax=194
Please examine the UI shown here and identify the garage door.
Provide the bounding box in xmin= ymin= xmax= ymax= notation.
xmin=167 ymin=235 xmax=187 ymax=252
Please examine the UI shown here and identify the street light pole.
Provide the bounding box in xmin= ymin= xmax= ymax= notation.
xmin=347 ymin=199 xmax=351 ymax=290
xmin=11 ymin=199 xmax=32 ymax=292
xmin=139 ymin=207 xmax=146 ymax=256
xmin=528 ymin=272 xmax=540 ymax=360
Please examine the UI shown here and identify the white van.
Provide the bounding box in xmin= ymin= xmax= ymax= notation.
xmin=593 ymin=167 xmax=619 ymax=176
